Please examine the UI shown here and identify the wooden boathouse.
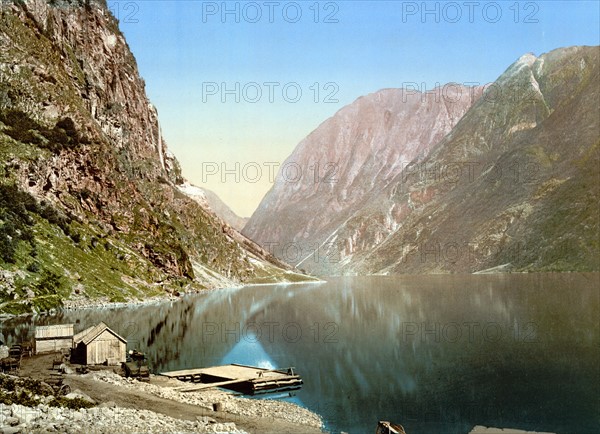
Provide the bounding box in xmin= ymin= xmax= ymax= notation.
xmin=161 ymin=363 xmax=303 ymax=395
xmin=72 ymin=322 xmax=127 ymax=365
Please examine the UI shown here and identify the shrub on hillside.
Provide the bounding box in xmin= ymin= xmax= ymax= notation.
xmin=0 ymin=109 xmax=82 ymax=152
xmin=0 ymin=184 xmax=37 ymax=263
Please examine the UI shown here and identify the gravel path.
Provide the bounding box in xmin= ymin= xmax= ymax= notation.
xmin=90 ymin=371 xmax=323 ymax=428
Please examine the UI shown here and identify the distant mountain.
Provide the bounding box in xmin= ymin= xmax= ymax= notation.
xmin=245 ymin=46 xmax=600 ymax=275
xmin=178 ymin=183 xmax=248 ymax=231
xmin=0 ymin=0 xmax=310 ymax=314
xmin=244 ymin=84 xmax=483 ymax=271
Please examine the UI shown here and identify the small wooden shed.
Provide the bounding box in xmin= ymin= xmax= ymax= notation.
xmin=35 ymin=324 xmax=74 ymax=354
xmin=72 ymin=322 xmax=126 ymax=365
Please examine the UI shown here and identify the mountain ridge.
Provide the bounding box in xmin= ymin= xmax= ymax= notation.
xmin=244 ymin=46 xmax=599 ymax=275
xmin=178 ymin=183 xmax=248 ymax=231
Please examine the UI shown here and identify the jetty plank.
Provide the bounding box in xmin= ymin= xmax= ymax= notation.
xmin=161 ymin=363 xmax=303 ymax=395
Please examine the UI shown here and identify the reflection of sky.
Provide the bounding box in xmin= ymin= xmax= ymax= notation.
xmin=220 ymin=332 xmax=305 ymax=407
xmin=220 ymin=332 xmax=276 ymax=370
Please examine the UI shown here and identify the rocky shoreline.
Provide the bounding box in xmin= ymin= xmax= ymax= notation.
xmin=60 ymin=291 xmax=205 ymax=312
xmin=0 ymin=362 xmax=323 ymax=434
xmin=91 ymin=371 xmax=323 ymax=428
xmin=1 ymin=401 xmax=244 ymax=434
xmin=55 ymin=280 xmax=323 ymax=313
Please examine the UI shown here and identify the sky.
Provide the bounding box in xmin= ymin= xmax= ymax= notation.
xmin=113 ymin=0 xmax=600 ymax=217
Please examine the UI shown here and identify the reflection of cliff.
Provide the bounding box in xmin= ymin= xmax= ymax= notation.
xmin=52 ymin=289 xmax=260 ymax=372
xmin=1 ymin=285 xmax=311 ymax=372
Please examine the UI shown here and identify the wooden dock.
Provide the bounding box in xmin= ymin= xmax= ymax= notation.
xmin=160 ymin=363 xmax=303 ymax=395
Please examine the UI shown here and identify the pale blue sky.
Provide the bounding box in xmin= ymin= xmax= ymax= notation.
xmin=113 ymin=0 xmax=600 ymax=216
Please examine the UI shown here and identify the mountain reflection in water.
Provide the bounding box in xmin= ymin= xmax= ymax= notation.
xmin=1 ymin=274 xmax=598 ymax=434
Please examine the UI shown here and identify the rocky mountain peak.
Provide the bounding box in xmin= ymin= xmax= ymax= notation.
xmin=244 ymin=46 xmax=598 ymax=275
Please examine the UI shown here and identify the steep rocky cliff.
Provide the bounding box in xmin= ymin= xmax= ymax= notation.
xmin=0 ymin=0 xmax=308 ymax=314
xmin=243 ymin=85 xmax=483 ymax=270
xmin=345 ymin=47 xmax=600 ymax=275
xmin=245 ymin=46 xmax=599 ymax=275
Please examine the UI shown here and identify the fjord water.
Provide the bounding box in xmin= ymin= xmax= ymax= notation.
xmin=3 ymin=274 xmax=598 ymax=434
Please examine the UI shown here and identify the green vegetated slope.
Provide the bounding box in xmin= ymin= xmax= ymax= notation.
xmin=0 ymin=0 xmax=311 ymax=315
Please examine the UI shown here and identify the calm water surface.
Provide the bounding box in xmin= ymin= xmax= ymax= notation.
xmin=1 ymin=274 xmax=599 ymax=434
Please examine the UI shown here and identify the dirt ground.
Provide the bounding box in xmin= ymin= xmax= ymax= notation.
xmin=16 ymin=353 xmax=325 ymax=434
